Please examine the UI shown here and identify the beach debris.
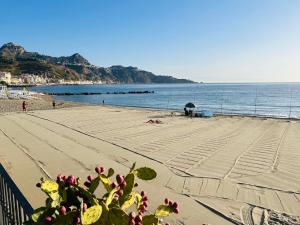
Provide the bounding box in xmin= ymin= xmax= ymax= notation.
xmin=240 ymin=204 xmax=300 ymax=225
xmin=146 ymin=119 xmax=163 ymax=124
xmin=267 ymin=209 xmax=300 ymax=225
xmin=28 ymin=163 xmax=179 ymax=225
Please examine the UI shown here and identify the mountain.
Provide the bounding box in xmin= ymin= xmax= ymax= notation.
xmin=0 ymin=42 xmax=195 ymax=84
xmin=0 ymin=42 xmax=25 ymax=57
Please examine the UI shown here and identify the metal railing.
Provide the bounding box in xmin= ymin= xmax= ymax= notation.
xmin=0 ymin=164 xmax=33 ymax=225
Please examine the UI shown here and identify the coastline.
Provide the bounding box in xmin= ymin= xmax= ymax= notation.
xmin=29 ymin=82 xmax=300 ymax=119
xmin=1 ymin=95 xmax=299 ymax=122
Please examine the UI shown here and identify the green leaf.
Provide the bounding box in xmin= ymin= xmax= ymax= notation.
xmin=97 ymin=202 xmax=109 ymax=224
xmin=155 ymin=205 xmax=172 ymax=217
xmin=49 ymin=192 xmax=62 ymax=207
xmin=108 ymin=208 xmax=129 ymax=225
xmin=31 ymin=207 xmax=46 ymax=222
xmin=135 ymin=193 xmax=143 ymax=210
xmin=107 ymin=168 xmax=114 ymax=177
xmin=76 ymin=186 xmax=98 ymax=206
xmin=99 ymin=174 xmax=111 ymax=191
xmin=142 ymin=215 xmax=159 ymax=225
xmin=60 ymin=188 xmax=67 ymax=202
xmin=119 ymin=173 xmax=135 ymax=205
xmin=45 ymin=197 xmax=52 ymax=208
xmin=105 ymin=189 xmax=117 ymax=206
xmin=88 ymin=176 xmax=100 ymax=193
xmin=121 ymin=192 xmax=136 ymax=210
xmin=53 ymin=211 xmax=77 ymax=225
xmin=124 ymin=173 xmax=135 ymax=196
xmin=41 ymin=180 xmax=59 ymax=193
xmin=81 ymin=205 xmax=102 ymax=225
xmin=134 ymin=167 xmax=157 ymax=180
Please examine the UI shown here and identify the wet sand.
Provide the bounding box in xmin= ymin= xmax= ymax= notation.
xmin=0 ymin=105 xmax=300 ymax=224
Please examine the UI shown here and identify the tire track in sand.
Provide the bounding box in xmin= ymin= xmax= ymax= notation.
xmin=0 ymin=128 xmax=52 ymax=179
xmin=164 ymin=119 xmax=252 ymax=173
xmin=6 ymin=116 xmax=91 ymax=172
xmin=224 ymin=122 xmax=289 ymax=179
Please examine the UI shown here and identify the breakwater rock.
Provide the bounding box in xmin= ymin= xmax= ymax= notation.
xmin=47 ymin=91 xmax=154 ymax=96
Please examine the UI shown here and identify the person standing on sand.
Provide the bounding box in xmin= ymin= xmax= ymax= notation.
xmin=22 ymin=101 xmax=27 ymax=112
xmin=52 ymin=100 xmax=56 ymax=109
xmin=102 ymin=100 xmax=105 ymax=105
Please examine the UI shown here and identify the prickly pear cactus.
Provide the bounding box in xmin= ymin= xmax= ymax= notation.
xmin=133 ymin=167 xmax=157 ymax=181
xmin=26 ymin=163 xmax=179 ymax=225
xmin=81 ymin=205 xmax=102 ymax=225
xmin=41 ymin=180 xmax=59 ymax=193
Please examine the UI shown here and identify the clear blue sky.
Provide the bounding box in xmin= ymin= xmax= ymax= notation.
xmin=1 ymin=0 xmax=299 ymax=82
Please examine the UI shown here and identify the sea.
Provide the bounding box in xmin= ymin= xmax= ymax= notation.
xmin=30 ymin=83 xmax=300 ymax=119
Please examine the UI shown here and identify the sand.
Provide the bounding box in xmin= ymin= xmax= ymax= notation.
xmin=0 ymin=96 xmax=83 ymax=113
xmin=0 ymin=104 xmax=300 ymax=225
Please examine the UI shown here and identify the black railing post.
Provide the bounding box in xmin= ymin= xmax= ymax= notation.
xmin=0 ymin=164 xmax=34 ymax=225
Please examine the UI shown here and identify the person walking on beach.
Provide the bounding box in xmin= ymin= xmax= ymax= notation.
xmin=52 ymin=100 xmax=56 ymax=109
xmin=22 ymin=101 xmax=27 ymax=112
xmin=102 ymin=100 xmax=105 ymax=105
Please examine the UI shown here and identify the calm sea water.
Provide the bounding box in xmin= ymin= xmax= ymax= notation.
xmin=31 ymin=83 xmax=300 ymax=118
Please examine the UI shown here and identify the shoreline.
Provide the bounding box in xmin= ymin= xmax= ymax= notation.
xmin=1 ymin=96 xmax=299 ymax=122
xmin=108 ymin=103 xmax=300 ymax=121
xmin=29 ymin=82 xmax=300 ymax=120
xmin=54 ymin=97 xmax=300 ymax=121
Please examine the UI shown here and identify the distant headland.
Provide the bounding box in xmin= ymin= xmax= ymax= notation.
xmin=0 ymin=42 xmax=195 ymax=85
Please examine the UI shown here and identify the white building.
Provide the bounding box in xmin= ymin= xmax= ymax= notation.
xmin=0 ymin=71 xmax=12 ymax=84
xmin=20 ymin=74 xmax=48 ymax=84
xmin=11 ymin=76 xmax=22 ymax=84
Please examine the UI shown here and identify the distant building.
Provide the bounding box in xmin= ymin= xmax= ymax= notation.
xmin=58 ymin=79 xmax=65 ymax=84
xmin=0 ymin=71 xmax=12 ymax=84
xmin=20 ymin=74 xmax=48 ymax=84
xmin=11 ymin=76 xmax=22 ymax=84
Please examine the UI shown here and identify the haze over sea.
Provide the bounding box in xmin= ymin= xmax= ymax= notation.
xmin=31 ymin=83 xmax=300 ymax=119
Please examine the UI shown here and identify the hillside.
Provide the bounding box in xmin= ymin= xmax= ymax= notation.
xmin=0 ymin=42 xmax=194 ymax=84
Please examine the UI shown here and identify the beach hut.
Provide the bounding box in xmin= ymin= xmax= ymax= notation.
xmin=184 ymin=102 xmax=195 ymax=116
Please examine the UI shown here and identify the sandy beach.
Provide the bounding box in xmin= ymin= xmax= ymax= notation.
xmin=0 ymin=104 xmax=300 ymax=225
xmin=0 ymin=96 xmax=83 ymax=113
